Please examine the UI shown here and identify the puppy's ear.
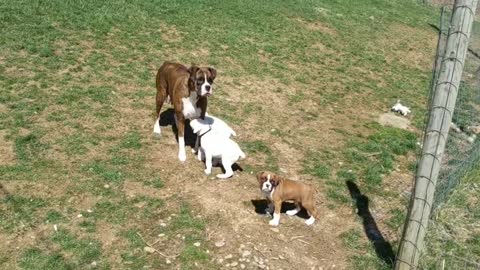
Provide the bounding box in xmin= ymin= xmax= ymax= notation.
xmin=208 ymin=67 xmax=217 ymax=81
xmin=256 ymin=171 xmax=265 ymax=184
xmin=271 ymin=174 xmax=282 ymax=187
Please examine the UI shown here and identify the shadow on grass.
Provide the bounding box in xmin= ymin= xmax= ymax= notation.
xmin=159 ymin=108 xmax=197 ymax=148
xmin=346 ymin=180 xmax=396 ymax=267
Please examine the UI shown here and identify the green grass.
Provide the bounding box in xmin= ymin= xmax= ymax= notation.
xmin=0 ymin=0 xmax=444 ymax=269
xmin=0 ymin=195 xmax=47 ymax=232
xmin=422 ymin=166 xmax=480 ymax=269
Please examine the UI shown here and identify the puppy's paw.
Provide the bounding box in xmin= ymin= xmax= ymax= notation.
xmin=305 ymin=217 xmax=315 ymax=226
xmin=286 ymin=209 xmax=300 ymax=216
xmin=269 ymin=219 xmax=280 ymax=226
xmin=204 ymin=169 xmax=211 ymax=175
xmin=178 ymin=152 xmax=186 ymax=162
xmin=216 ymin=173 xmax=233 ymax=179
xmin=191 ymin=148 xmax=197 ymax=154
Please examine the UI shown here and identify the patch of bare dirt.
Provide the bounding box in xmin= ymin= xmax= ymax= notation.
xmin=293 ymin=18 xmax=337 ymax=36
xmin=158 ymin=21 xmax=183 ymax=43
xmin=0 ymin=131 xmax=15 ymax=166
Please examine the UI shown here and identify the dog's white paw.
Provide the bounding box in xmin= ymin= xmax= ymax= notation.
xmin=286 ymin=209 xmax=300 ymax=216
xmin=204 ymin=169 xmax=211 ymax=175
xmin=216 ymin=173 xmax=233 ymax=179
xmin=269 ymin=219 xmax=280 ymax=226
xmin=305 ymin=216 xmax=315 ymax=226
xmin=178 ymin=152 xmax=186 ymax=162
xmin=191 ymin=148 xmax=197 ymax=154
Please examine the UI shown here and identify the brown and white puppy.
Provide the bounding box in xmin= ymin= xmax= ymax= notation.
xmin=153 ymin=61 xmax=216 ymax=162
xmin=257 ymin=171 xmax=319 ymax=226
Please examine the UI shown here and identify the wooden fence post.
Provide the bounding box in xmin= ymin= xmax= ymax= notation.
xmin=395 ymin=0 xmax=478 ymax=269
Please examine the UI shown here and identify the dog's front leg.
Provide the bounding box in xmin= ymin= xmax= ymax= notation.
xmin=269 ymin=200 xmax=282 ymax=226
xmin=192 ymin=136 xmax=200 ymax=154
xmin=175 ymin=112 xmax=187 ymax=162
xmin=204 ymin=151 xmax=212 ymax=175
xmin=266 ymin=201 xmax=274 ymax=216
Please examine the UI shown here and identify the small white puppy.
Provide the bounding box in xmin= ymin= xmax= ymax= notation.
xmin=391 ymin=100 xmax=411 ymax=116
xmin=190 ymin=118 xmax=245 ymax=179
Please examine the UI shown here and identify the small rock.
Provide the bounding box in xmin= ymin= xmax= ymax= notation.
xmin=270 ymin=228 xmax=279 ymax=233
xmin=166 ymin=258 xmax=171 ymax=264
xmin=225 ymin=254 xmax=233 ymax=260
xmin=258 ymin=265 xmax=266 ymax=269
xmin=158 ymin=233 xmax=165 ymax=237
xmin=217 ymin=258 xmax=224 ymax=264
xmin=103 ymin=184 xmax=110 ymax=188
xmin=77 ymin=214 xmax=83 ymax=218
xmin=226 ymin=263 xmax=230 ymax=267
xmin=215 ymin=241 xmax=225 ymax=247
xmin=231 ymin=262 xmax=238 ymax=267
xmin=194 ymin=242 xmax=201 ymax=247
xmin=87 ymin=209 xmax=93 ymax=213
xmin=160 ymin=223 xmax=167 ymax=227
xmin=53 ymin=224 xmax=58 ymax=232
xmin=90 ymin=261 xmax=97 ymax=267
xmin=279 ymin=255 xmax=285 ymax=260
xmin=144 ymin=246 xmax=156 ymax=253
xmin=242 ymin=250 xmax=251 ymax=257
xmin=241 ymin=264 xmax=246 ymax=269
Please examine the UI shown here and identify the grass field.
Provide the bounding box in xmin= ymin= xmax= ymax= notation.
xmin=0 ymin=0 xmax=443 ymax=269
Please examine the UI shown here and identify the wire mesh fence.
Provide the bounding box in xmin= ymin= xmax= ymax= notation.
xmin=415 ymin=2 xmax=480 ymax=269
xmin=432 ymin=5 xmax=480 ymax=211
xmin=396 ymin=1 xmax=479 ymax=269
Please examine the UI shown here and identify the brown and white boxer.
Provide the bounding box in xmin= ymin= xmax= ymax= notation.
xmin=257 ymin=171 xmax=319 ymax=226
xmin=153 ymin=61 xmax=216 ymax=162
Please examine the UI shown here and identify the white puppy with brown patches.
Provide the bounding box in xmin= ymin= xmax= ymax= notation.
xmin=190 ymin=118 xmax=245 ymax=179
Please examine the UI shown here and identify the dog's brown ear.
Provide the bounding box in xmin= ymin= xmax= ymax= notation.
xmin=271 ymin=174 xmax=282 ymax=187
xmin=188 ymin=65 xmax=199 ymax=81
xmin=256 ymin=171 xmax=265 ymax=184
xmin=208 ymin=67 xmax=216 ymax=81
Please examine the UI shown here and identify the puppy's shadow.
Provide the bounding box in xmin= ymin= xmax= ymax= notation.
xmin=159 ymin=109 xmax=197 ymax=148
xmin=250 ymin=199 xmax=309 ymax=219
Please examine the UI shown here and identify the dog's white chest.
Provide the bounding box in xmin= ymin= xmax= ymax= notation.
xmin=182 ymin=93 xmax=201 ymax=119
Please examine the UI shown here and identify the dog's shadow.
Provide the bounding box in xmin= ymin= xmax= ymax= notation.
xmin=250 ymin=199 xmax=310 ymax=219
xmin=158 ymin=109 xmax=244 ymax=173
xmin=159 ymin=109 xmax=197 ymax=148
xmin=346 ymin=180 xmax=395 ymax=267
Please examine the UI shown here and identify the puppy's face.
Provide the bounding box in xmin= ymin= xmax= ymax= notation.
xmin=257 ymin=171 xmax=281 ymax=193
xmin=188 ymin=66 xmax=216 ymax=97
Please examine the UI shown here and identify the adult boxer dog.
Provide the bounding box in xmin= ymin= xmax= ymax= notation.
xmin=153 ymin=61 xmax=216 ymax=162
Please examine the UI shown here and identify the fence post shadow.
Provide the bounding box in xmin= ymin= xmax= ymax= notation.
xmin=346 ymin=180 xmax=396 ymax=267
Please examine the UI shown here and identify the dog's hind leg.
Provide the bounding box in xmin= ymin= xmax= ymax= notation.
xmin=153 ymin=69 xmax=168 ymax=137
xmin=216 ymin=157 xmax=233 ymax=179
xmin=303 ymin=201 xmax=317 ymax=225
xmin=286 ymin=202 xmax=301 ymax=216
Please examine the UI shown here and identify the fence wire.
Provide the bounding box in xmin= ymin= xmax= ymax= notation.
xmin=432 ymin=5 xmax=480 ymax=211
xmin=418 ymin=3 xmax=480 ymax=270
